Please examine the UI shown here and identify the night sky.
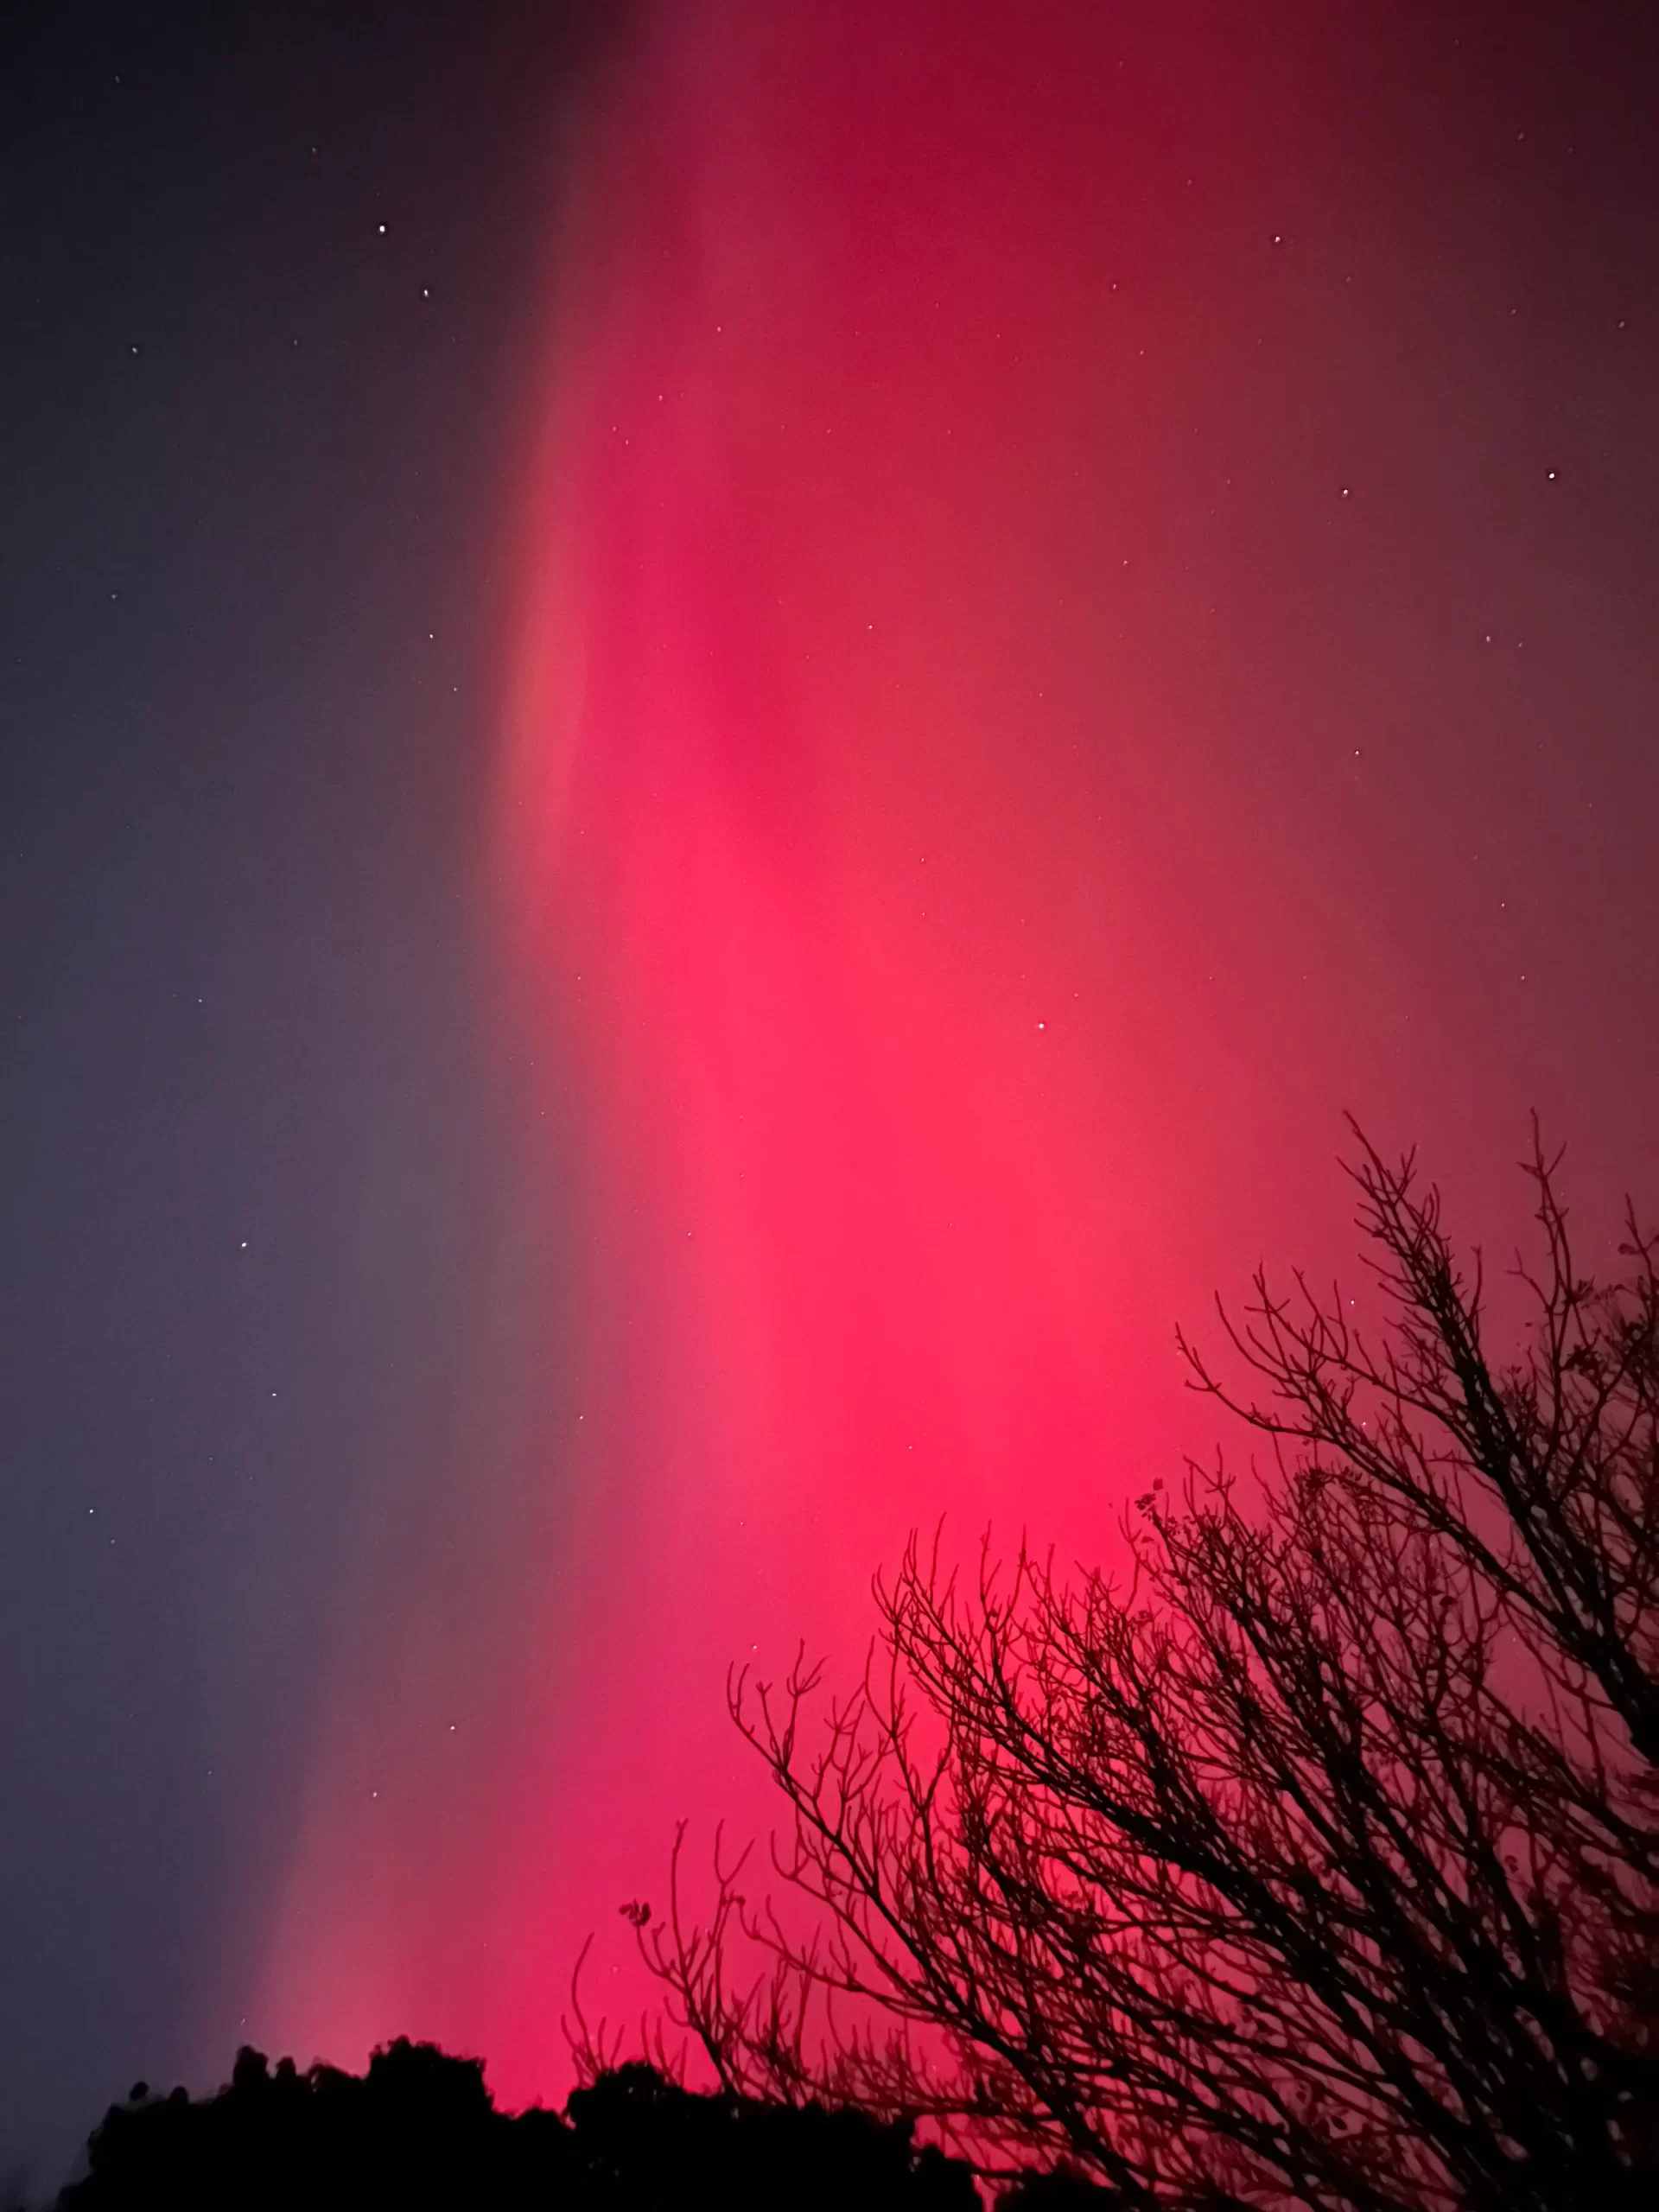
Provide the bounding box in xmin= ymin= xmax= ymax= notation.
xmin=3 ymin=0 xmax=1656 ymax=2192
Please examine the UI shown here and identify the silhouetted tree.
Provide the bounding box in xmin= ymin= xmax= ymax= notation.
xmin=560 ymin=2060 xmax=976 ymax=2210
xmin=640 ymin=1129 xmax=1659 ymax=2212
xmin=54 ymin=2042 xmax=977 ymax=2211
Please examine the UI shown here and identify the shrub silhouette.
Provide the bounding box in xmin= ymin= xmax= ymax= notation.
xmin=55 ymin=2044 xmax=979 ymax=2212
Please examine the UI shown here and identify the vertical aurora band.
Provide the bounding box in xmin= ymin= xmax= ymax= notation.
xmin=260 ymin=0 xmax=1655 ymax=2106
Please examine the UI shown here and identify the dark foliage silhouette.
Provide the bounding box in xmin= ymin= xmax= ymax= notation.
xmin=638 ymin=1129 xmax=1659 ymax=2211
xmin=54 ymin=2042 xmax=980 ymax=2212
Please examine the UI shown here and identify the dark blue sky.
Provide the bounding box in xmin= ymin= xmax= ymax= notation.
xmin=0 ymin=3 xmax=616 ymax=2185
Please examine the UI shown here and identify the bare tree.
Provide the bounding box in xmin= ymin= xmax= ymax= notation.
xmin=635 ymin=1128 xmax=1659 ymax=2211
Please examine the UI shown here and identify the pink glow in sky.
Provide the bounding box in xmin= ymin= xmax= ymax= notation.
xmin=257 ymin=0 xmax=1659 ymax=2103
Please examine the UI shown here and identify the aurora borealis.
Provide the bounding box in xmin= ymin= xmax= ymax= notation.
xmin=3 ymin=0 xmax=1657 ymax=2184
